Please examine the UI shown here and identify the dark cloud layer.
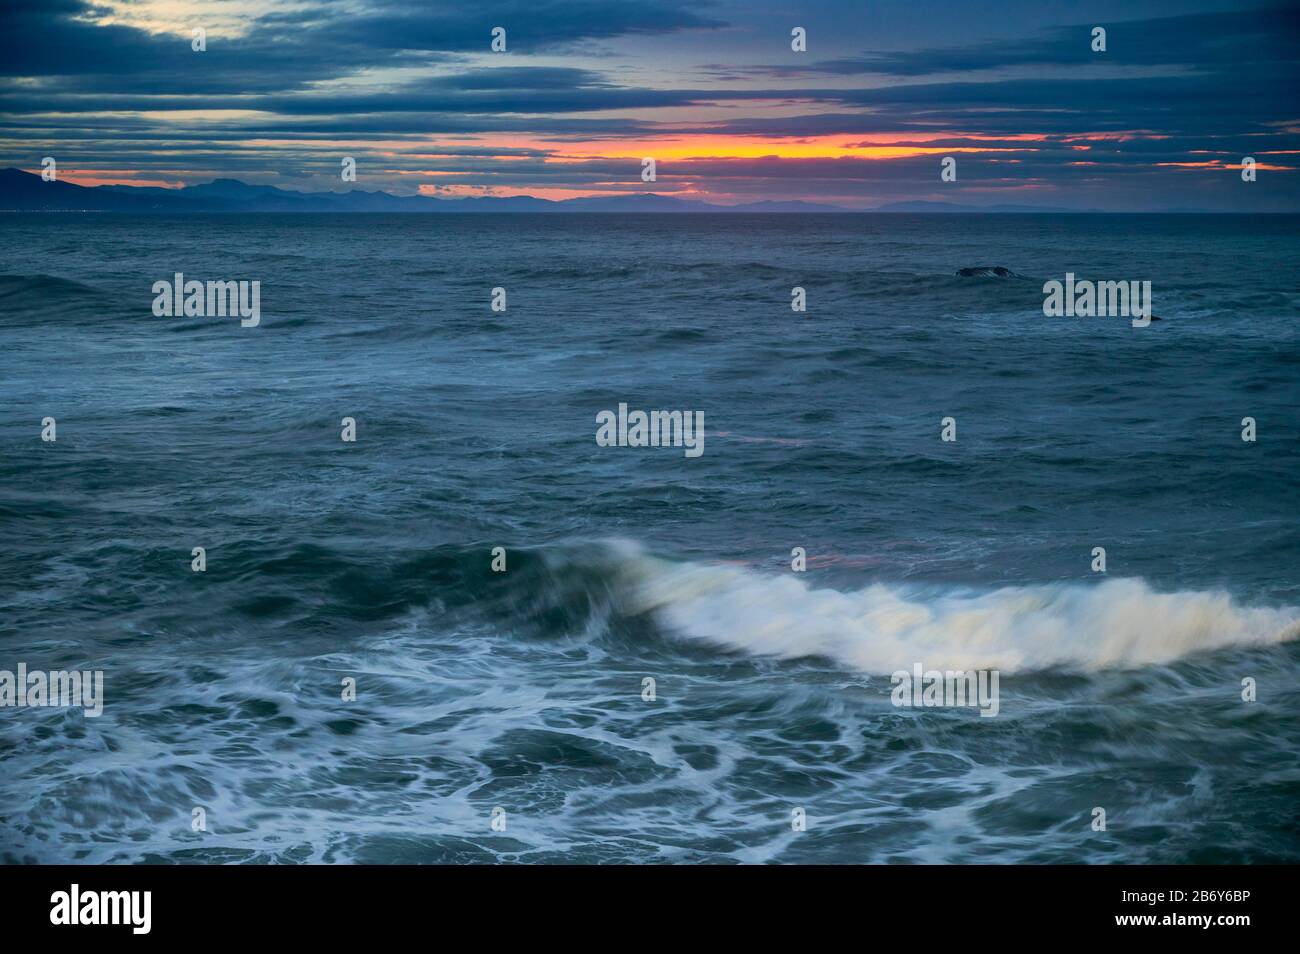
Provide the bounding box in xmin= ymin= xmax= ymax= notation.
xmin=765 ymin=8 xmax=1300 ymax=76
xmin=1 ymin=0 xmax=1296 ymax=209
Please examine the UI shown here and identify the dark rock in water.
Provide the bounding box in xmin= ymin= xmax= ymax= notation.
xmin=956 ymin=266 xmax=1015 ymax=278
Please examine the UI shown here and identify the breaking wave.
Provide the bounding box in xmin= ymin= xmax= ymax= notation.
xmin=536 ymin=540 xmax=1300 ymax=673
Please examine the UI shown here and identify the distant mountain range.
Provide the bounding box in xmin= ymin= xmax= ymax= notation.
xmin=0 ymin=169 xmax=849 ymax=213
xmin=0 ymin=168 xmax=1186 ymax=213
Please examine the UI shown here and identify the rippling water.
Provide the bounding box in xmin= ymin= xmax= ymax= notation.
xmin=1 ymin=212 xmax=1297 ymax=863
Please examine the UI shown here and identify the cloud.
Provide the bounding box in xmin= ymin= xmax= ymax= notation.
xmin=740 ymin=6 xmax=1300 ymax=76
xmin=1 ymin=0 xmax=1297 ymax=209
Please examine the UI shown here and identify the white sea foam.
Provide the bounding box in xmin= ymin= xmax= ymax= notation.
xmin=615 ymin=548 xmax=1299 ymax=672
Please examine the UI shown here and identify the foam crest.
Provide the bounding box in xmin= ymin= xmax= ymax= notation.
xmin=619 ymin=553 xmax=1299 ymax=672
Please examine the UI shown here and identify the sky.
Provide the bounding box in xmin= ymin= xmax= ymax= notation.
xmin=2 ymin=0 xmax=1298 ymax=209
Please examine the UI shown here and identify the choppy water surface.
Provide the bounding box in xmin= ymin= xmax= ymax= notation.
xmin=1 ymin=213 xmax=1297 ymax=863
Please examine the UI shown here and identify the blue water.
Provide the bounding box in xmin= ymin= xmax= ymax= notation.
xmin=1 ymin=212 xmax=1297 ymax=863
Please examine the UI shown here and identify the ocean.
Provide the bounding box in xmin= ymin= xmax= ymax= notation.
xmin=1 ymin=212 xmax=1297 ymax=863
